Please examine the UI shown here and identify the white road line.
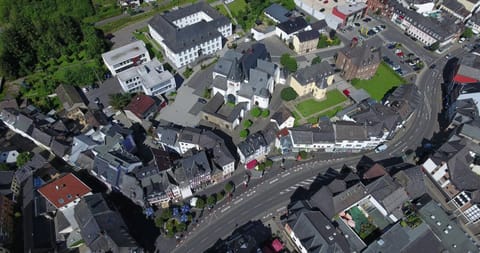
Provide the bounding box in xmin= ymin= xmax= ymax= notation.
xmin=289 ymin=186 xmax=297 ymax=190
xmin=281 ymin=172 xmax=291 ymax=177
xmin=221 ymin=206 xmax=231 ymax=213
xmin=300 ymin=181 xmax=311 ymax=186
xmin=305 ymin=179 xmax=314 ymax=182
xmin=269 ymin=178 xmax=279 ymax=184
xmin=277 ymin=206 xmax=286 ymax=212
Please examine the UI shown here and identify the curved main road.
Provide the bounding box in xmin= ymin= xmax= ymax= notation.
xmin=169 ymin=42 xmax=467 ymax=253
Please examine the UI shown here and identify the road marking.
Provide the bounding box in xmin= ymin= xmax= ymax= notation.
xmin=221 ymin=206 xmax=231 ymax=213
xmin=305 ymin=179 xmax=314 ymax=183
xmin=300 ymin=181 xmax=311 ymax=186
xmin=289 ymin=186 xmax=297 ymax=190
xmin=269 ymin=178 xmax=279 ymax=184
xmin=281 ymin=172 xmax=291 ymax=177
xmin=277 ymin=207 xmax=286 ymax=212
xmin=246 ymin=190 xmax=256 ymax=197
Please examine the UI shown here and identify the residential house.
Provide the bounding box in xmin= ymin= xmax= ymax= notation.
xmin=211 ymin=43 xmax=280 ymax=111
xmin=289 ymin=122 xmax=336 ymax=152
xmin=237 ymin=131 xmax=270 ymax=165
xmin=384 ymin=84 xmax=420 ymax=123
xmin=124 ymin=94 xmax=162 ymax=123
xmin=283 ymin=201 xmax=354 ymax=253
xmin=37 ymin=173 xmax=92 ymax=212
xmin=270 ymin=106 xmax=295 ymax=129
xmin=275 ymin=17 xmax=310 ymax=41
xmin=0 ymin=194 xmax=13 ymax=245
xmin=310 ymin=20 xmax=328 ymax=34
xmin=207 ymin=221 xmax=272 ymax=253
xmin=173 ymin=150 xmax=212 ymax=198
xmin=391 ymin=5 xmax=461 ymax=47
xmin=55 ymin=84 xmax=87 ymax=112
xmin=74 ymin=193 xmax=141 ymax=252
xmin=332 ymin=3 xmax=367 ymax=27
xmin=292 ymin=30 xmax=319 ymax=54
xmin=453 ymin=53 xmax=480 ymax=84
xmin=101 ymin=40 xmax=151 ymax=76
xmin=467 ymin=12 xmax=480 ymax=34
xmin=0 ymin=171 xmax=14 ymax=196
xmin=422 ymin=137 xmax=480 ymax=225
xmin=132 ymin=164 xmax=181 ymax=207
xmin=117 ymin=58 xmax=176 ymax=96
xmin=335 ymin=43 xmax=381 ymax=81
xmin=289 ymin=61 xmax=335 ymax=100
xmin=201 ymin=93 xmax=246 ymax=130
xmin=440 ymin=0 xmax=472 ymax=22
xmin=393 ymin=166 xmax=427 ymax=200
xmin=148 ymin=2 xmax=232 ymax=68
xmin=263 ymin=3 xmax=290 ymax=23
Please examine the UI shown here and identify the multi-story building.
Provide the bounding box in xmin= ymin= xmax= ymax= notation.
xmin=396 ymin=0 xmax=435 ymax=14
xmin=148 ymin=2 xmax=232 ymax=68
xmin=332 ymin=3 xmax=367 ymax=27
xmin=391 ymin=5 xmax=461 ymax=47
xmin=292 ymin=30 xmax=319 ymax=54
xmin=101 ymin=40 xmax=151 ymax=76
xmin=467 ymin=12 xmax=480 ymax=34
xmin=37 ymin=173 xmax=92 ymax=212
xmin=440 ymin=0 xmax=472 ymax=22
xmin=335 ymin=44 xmax=380 ymax=81
xmin=124 ymin=94 xmax=162 ymax=123
xmin=366 ymin=0 xmax=391 ymax=16
xmin=289 ymin=61 xmax=335 ymax=100
xmin=237 ymin=131 xmax=270 ymax=165
xmin=275 ymin=17 xmax=310 ymax=41
xmin=0 ymin=194 xmax=13 ymax=245
xmin=211 ymin=43 xmax=280 ymax=110
xmin=117 ymin=58 xmax=176 ymax=96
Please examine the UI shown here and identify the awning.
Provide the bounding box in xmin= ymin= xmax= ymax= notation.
xmin=246 ymin=159 xmax=258 ymax=170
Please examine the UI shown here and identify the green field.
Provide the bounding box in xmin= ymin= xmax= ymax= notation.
xmin=228 ymin=0 xmax=247 ymax=16
xmin=351 ymin=62 xmax=405 ymax=101
xmin=216 ymin=5 xmax=230 ymax=18
xmin=295 ymin=90 xmax=347 ymax=117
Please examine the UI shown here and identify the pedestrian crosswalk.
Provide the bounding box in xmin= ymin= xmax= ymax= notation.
xmin=279 ymin=178 xmax=315 ymax=195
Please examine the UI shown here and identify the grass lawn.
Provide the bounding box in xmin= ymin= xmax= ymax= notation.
xmin=351 ymin=62 xmax=405 ymax=101
xmin=215 ymin=5 xmax=230 ymax=18
xmin=134 ymin=32 xmax=164 ymax=61
xmin=318 ymin=106 xmax=343 ymax=118
xmin=296 ymin=90 xmax=347 ymax=117
xmin=228 ymin=0 xmax=247 ymax=16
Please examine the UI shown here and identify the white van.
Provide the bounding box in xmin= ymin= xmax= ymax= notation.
xmin=375 ymin=144 xmax=388 ymax=153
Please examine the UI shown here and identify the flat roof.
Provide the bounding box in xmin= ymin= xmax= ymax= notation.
xmin=101 ymin=40 xmax=148 ymax=65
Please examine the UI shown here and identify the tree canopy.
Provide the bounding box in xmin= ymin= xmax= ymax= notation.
xmin=281 ymin=87 xmax=298 ymax=101
xmin=462 ymin=28 xmax=474 ymax=38
xmin=16 ymin=152 xmax=32 ymax=167
xmin=280 ymin=54 xmax=298 ymax=73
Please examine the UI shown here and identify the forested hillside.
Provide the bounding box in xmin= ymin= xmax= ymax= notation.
xmin=0 ymin=0 xmax=110 ymax=109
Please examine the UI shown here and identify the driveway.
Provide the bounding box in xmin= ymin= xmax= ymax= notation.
xmin=155 ymin=86 xmax=201 ymax=127
xmin=111 ymin=17 xmax=152 ymax=49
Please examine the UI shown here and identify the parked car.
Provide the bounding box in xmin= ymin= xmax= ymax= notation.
xmin=354 ymin=22 xmax=360 ymax=27
xmin=380 ymin=24 xmax=386 ymax=29
xmin=429 ymin=64 xmax=436 ymax=69
xmin=198 ymin=98 xmax=207 ymax=104
xmin=459 ymin=37 xmax=466 ymax=43
xmin=375 ymin=144 xmax=388 ymax=153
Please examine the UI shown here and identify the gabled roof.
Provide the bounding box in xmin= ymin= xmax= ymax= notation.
xmin=339 ymin=44 xmax=380 ymax=68
xmin=237 ymin=131 xmax=268 ymax=158
xmin=55 ymin=84 xmax=86 ymax=110
xmin=276 ymin=17 xmax=308 ymax=35
xmin=293 ymin=61 xmax=334 ymax=86
xmin=271 ymin=107 xmax=293 ymax=127
xmin=393 ymin=166 xmax=426 ymax=200
xmin=295 ymin=30 xmax=319 ymax=42
xmin=174 ymin=150 xmax=212 ymax=182
xmin=264 ymin=3 xmax=290 ymax=23
xmin=365 ymin=174 xmax=409 ymax=213
xmin=310 ymin=183 xmax=367 ymax=219
xmin=125 ymin=94 xmax=156 ymax=119
xmin=37 ymin=173 xmax=91 ymax=209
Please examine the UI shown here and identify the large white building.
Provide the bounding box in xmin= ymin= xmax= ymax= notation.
xmin=101 ymin=41 xmax=151 ymax=76
xmin=212 ymin=43 xmax=280 ymax=110
xmin=148 ymin=2 xmax=232 ymax=68
xmin=116 ymin=58 xmax=176 ymax=96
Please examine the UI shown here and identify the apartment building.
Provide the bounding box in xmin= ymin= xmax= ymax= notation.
xmin=335 ymin=44 xmax=381 ymax=81
xmin=101 ymin=40 xmax=151 ymax=75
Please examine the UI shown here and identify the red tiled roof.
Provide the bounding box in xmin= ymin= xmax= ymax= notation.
xmin=37 ymin=173 xmax=91 ymax=209
xmin=125 ymin=94 xmax=156 ymax=119
xmin=271 ymin=239 xmax=283 ymax=252
xmin=246 ymin=159 xmax=258 ymax=170
xmin=453 ymin=74 xmax=478 ymax=84
xmin=276 ymin=128 xmax=289 ymax=138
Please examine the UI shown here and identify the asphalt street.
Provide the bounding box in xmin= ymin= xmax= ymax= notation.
xmin=165 ymin=24 xmax=472 ymax=253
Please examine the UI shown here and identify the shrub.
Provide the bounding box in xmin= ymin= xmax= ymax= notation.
xmin=243 ymin=119 xmax=253 ymax=128
xmin=224 ymin=182 xmax=234 ymax=193
xmin=312 ymin=56 xmax=322 ymax=65
xmin=207 ymin=195 xmax=217 ymax=206
xmin=216 ymin=191 xmax=225 ymax=201
xmin=240 ymin=129 xmax=249 ymax=138
xmin=265 ymin=159 xmax=273 ymax=167
xmin=299 ymin=151 xmax=308 ymax=159
xmin=257 ymin=163 xmax=266 ymax=171
xmin=250 ymin=107 xmax=262 ymax=117
xmin=195 ymin=197 xmax=205 ymax=209
xmin=280 ymin=54 xmax=298 ymax=72
xmin=261 ymin=109 xmax=270 ymax=118
xmin=281 ymin=87 xmax=298 ymax=101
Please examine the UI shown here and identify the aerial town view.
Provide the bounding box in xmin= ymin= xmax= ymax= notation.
xmin=1 ymin=0 xmax=480 ymax=252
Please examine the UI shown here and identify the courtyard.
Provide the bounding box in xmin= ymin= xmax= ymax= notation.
xmin=351 ymin=62 xmax=405 ymax=101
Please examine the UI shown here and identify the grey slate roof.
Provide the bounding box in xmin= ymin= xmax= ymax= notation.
xmin=55 ymin=84 xmax=86 ymax=110
xmin=457 ymin=53 xmax=480 ymax=81
xmin=211 ymin=144 xmax=235 ymax=167
xmin=157 ymin=125 xmax=179 ymax=146
xmin=31 ymin=127 xmax=52 ymax=147
xmin=311 ymin=20 xmax=328 ymax=31
xmin=386 ymin=85 xmax=421 ymax=120
xmin=293 ymin=61 xmax=334 ymax=86
xmin=276 ymin=17 xmax=308 ymax=35
xmin=393 ymin=166 xmax=426 ymax=200
xmin=202 ymin=93 xmax=246 ymax=123
xmin=333 ymin=121 xmax=368 ymax=141
xmin=295 ymin=30 xmax=319 ymax=42
xmin=14 ymin=113 xmax=33 ymax=134
xmin=74 ymin=193 xmax=138 ymax=252
xmin=264 ymin=3 xmax=290 ymax=23
xmin=174 ymin=150 xmax=211 ymax=183
xmin=365 ymin=174 xmax=409 ymax=213
xmin=271 ymin=107 xmax=292 ymax=127
xmin=148 ymin=2 xmax=230 ymax=53
xmin=237 ymin=131 xmax=268 ymax=158
xmin=290 ymin=123 xmax=335 ymax=144
xmin=0 ymin=171 xmax=14 ymax=195
xmin=441 ymin=0 xmax=470 ymax=18
xmin=310 ymin=183 xmax=368 ymax=219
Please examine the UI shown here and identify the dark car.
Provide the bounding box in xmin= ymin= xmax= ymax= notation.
xmin=198 ymin=98 xmax=207 ymax=104
xmin=363 ymin=18 xmax=371 ymax=22
xmin=320 ymin=8 xmax=325 ymax=12
xmin=429 ymin=64 xmax=436 ymax=69
xmin=380 ymin=24 xmax=386 ymax=29
xmin=354 ymin=22 xmax=360 ymax=27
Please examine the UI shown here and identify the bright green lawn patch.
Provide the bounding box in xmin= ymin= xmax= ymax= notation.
xmin=351 ymin=62 xmax=405 ymax=101
xmin=215 ymin=5 xmax=230 ymax=18
xmin=296 ymin=90 xmax=347 ymax=117
xmin=318 ymin=106 xmax=343 ymax=118
xmin=307 ymin=116 xmax=318 ymax=124
xmin=228 ymin=0 xmax=247 ymax=16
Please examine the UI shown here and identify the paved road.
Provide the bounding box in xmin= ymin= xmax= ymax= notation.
xmin=164 ymin=29 xmax=472 ymax=253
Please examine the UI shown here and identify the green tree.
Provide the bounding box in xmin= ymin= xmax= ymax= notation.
xmin=261 ymin=109 xmax=270 ymax=118
xmin=317 ymin=35 xmax=329 ymax=48
xmin=0 ymin=163 xmax=9 ymax=171
xmin=240 ymin=129 xmax=250 ymax=138
xmin=257 ymin=163 xmax=266 ymax=171
xmin=280 ymin=54 xmax=298 ymax=72
xmin=216 ymin=191 xmax=225 ymax=201
xmin=280 ymin=87 xmax=298 ymax=101
xmin=299 ymin=151 xmax=308 ymax=159
xmin=16 ymin=152 xmax=32 ymax=167
xmin=224 ymin=182 xmax=234 ymax=193
xmin=154 ymin=216 xmax=164 ymax=228
xmin=265 ymin=159 xmax=273 ymax=167
xmin=429 ymin=42 xmax=440 ymax=52
xmin=195 ymin=197 xmax=205 ymax=209
xmin=176 ymin=221 xmax=187 ymax=231
xmin=462 ymin=28 xmax=474 ymax=38
xmin=250 ymin=107 xmax=262 ymax=117
xmin=109 ymin=93 xmax=131 ymax=110
xmin=312 ymin=56 xmax=322 ymax=65
xmin=207 ymin=195 xmax=217 ymax=206
xmin=243 ymin=119 xmax=253 ymax=128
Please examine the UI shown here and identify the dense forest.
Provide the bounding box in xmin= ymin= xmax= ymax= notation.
xmin=0 ymin=0 xmax=110 ymax=109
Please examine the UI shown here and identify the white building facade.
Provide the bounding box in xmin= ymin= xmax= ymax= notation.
xmin=101 ymin=41 xmax=151 ymax=76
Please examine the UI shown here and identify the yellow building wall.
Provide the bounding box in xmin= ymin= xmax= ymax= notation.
xmin=290 ymin=76 xmax=313 ymax=96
